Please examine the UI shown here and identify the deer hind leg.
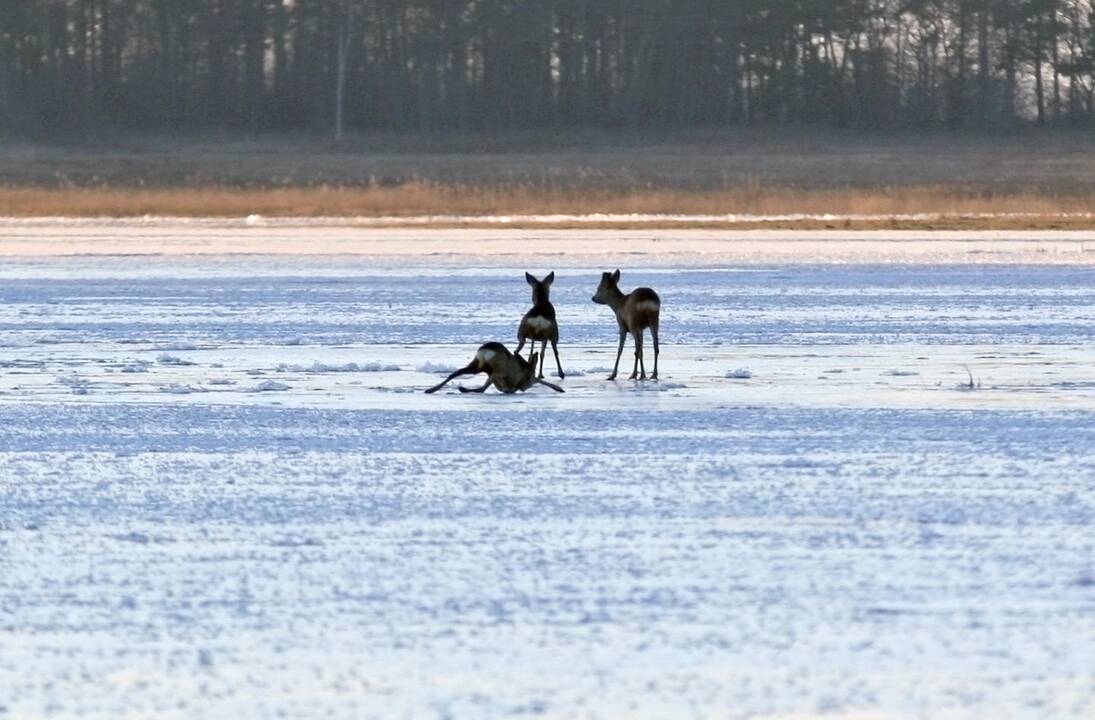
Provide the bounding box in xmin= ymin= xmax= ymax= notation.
xmin=515 ymin=335 xmax=527 ymax=357
xmin=550 ymin=338 xmax=564 ymax=379
xmin=650 ymin=322 xmax=660 ymax=380
xmin=538 ymin=341 xmax=547 ymax=378
xmin=609 ymin=328 xmax=627 ymax=380
xmin=630 ymin=329 xmax=644 ymax=380
xmin=425 ymin=361 xmax=480 ymax=394
xmin=459 ymin=378 xmax=494 ymax=393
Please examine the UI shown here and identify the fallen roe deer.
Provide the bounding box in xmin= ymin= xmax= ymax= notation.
xmin=592 ymin=269 xmax=661 ymax=380
xmin=514 ymin=271 xmax=564 ymax=379
xmin=424 ymin=343 xmax=565 ymax=394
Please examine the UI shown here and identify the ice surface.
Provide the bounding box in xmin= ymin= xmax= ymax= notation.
xmin=1 ymin=227 xmax=1094 ymax=719
xmin=3 ymin=220 xmax=1095 ymax=266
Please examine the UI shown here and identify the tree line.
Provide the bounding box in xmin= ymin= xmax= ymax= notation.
xmin=3 ymin=1 xmax=1095 ymax=136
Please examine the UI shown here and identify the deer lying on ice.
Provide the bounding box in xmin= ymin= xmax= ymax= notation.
xmin=514 ymin=271 xmax=564 ymax=379
xmin=424 ymin=343 xmax=565 ymax=394
xmin=592 ymin=269 xmax=661 ymax=380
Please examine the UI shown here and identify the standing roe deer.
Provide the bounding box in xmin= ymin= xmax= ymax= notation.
xmin=591 ymin=269 xmax=661 ymax=380
xmin=424 ymin=343 xmax=565 ymax=394
xmin=514 ymin=271 xmax=564 ymax=379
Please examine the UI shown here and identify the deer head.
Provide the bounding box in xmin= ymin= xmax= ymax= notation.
xmin=525 ymin=271 xmax=555 ymax=306
xmin=514 ymin=350 xmax=539 ymax=389
xmin=591 ymin=269 xmax=621 ymax=305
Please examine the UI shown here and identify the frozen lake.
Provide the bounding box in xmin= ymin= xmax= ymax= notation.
xmin=2 ymin=226 xmax=1094 ymax=719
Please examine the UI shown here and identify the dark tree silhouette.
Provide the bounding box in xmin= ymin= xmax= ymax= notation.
xmin=3 ymin=0 xmax=1095 ymax=135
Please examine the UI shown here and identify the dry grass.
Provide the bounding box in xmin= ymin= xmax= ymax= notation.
xmin=4 ymin=130 xmax=1095 ymax=227
xmin=1 ymin=183 xmax=1094 ymax=229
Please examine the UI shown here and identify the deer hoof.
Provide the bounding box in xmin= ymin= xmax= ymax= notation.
xmin=557 ymin=372 xmax=565 ymax=379
xmin=606 ymin=374 xmax=617 ymax=381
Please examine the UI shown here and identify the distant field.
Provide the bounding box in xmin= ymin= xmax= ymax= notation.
xmin=3 ymin=129 xmax=1095 ymax=228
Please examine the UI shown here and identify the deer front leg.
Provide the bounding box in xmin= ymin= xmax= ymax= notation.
xmin=608 ymin=327 xmax=626 ymax=380
xmin=459 ymin=378 xmax=494 ymax=393
xmin=425 ymin=362 xmax=480 ymax=394
xmin=550 ymin=338 xmax=565 ymax=379
xmin=630 ymin=329 xmax=644 ymax=380
xmin=535 ymin=378 xmax=565 ymax=393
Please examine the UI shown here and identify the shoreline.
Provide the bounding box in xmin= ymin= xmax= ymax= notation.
xmin=3 ymin=221 xmax=1095 ymax=265
xmin=4 ymin=209 xmax=1095 ymax=232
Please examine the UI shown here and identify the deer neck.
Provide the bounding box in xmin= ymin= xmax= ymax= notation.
xmin=499 ymin=360 xmax=532 ymax=392
xmin=605 ymin=286 xmax=628 ymax=317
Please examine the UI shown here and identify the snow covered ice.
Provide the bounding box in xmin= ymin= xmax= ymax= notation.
xmin=1 ymin=224 xmax=1094 ymax=719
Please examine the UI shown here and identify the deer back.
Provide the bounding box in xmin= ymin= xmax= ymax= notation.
xmin=621 ymin=287 xmax=661 ymax=331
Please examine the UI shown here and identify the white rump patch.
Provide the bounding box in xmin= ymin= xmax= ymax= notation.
xmin=476 ymin=348 xmax=498 ymax=364
xmin=525 ymin=316 xmax=554 ymax=332
xmin=635 ymin=300 xmax=661 ymax=312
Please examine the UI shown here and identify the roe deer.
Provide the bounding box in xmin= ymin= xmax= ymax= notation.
xmin=424 ymin=343 xmax=565 ymax=394
xmin=591 ymin=269 xmax=661 ymax=380
xmin=514 ymin=271 xmax=564 ymax=379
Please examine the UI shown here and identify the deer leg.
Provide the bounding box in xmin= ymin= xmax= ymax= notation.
xmin=515 ymin=336 xmax=526 ymax=357
xmin=459 ymin=378 xmax=494 ymax=393
xmin=650 ymin=323 xmax=660 ymax=380
xmin=550 ymin=338 xmax=565 ymax=379
xmin=535 ymin=378 xmax=565 ymax=393
xmin=608 ymin=328 xmax=626 ymax=380
xmin=424 ymin=362 xmax=480 ymax=394
xmin=630 ymin=329 xmax=644 ymax=380
xmin=538 ymin=341 xmax=547 ymax=378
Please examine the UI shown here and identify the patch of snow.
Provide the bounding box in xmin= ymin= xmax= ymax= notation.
xmin=251 ymin=380 xmax=290 ymax=392
xmin=725 ymin=368 xmax=753 ymax=379
xmin=634 ymin=381 xmax=687 ymax=391
xmin=158 ymin=383 xmax=200 ymax=394
xmin=883 ymin=369 xmax=920 ymax=377
xmin=55 ymin=374 xmax=90 ymax=394
xmin=156 ymin=353 xmax=196 ymax=366
xmin=416 ymin=361 xmax=459 ymax=374
xmin=112 ymin=531 xmax=174 ymax=545
xmin=0 ymin=359 xmax=45 ymax=369
xmin=277 ymin=361 xmax=402 ymax=373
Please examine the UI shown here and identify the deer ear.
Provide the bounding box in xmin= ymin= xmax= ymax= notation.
xmin=611 ymin=269 xmax=621 ymax=283
xmin=525 ymin=272 xmax=536 ymax=286
xmin=544 ymin=271 xmax=554 ymax=286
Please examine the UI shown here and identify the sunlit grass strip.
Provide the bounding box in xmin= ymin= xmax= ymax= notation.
xmin=1 ymin=184 xmax=1094 ymax=228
